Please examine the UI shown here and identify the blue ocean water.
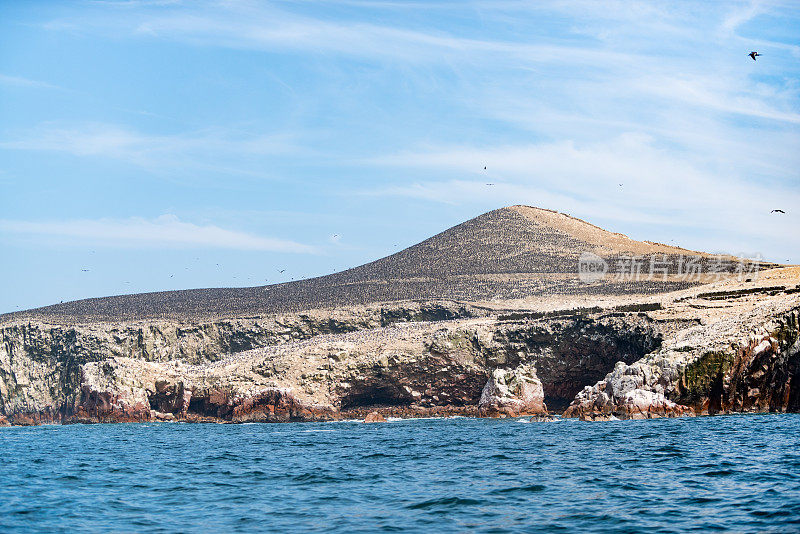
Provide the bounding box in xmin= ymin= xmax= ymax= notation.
xmin=1 ymin=415 xmax=799 ymax=533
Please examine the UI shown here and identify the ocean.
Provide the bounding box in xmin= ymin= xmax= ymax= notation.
xmin=1 ymin=414 xmax=798 ymax=532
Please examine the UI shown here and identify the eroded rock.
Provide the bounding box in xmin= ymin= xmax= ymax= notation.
xmin=478 ymin=364 xmax=547 ymax=417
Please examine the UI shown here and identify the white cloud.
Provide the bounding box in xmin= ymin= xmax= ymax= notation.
xmin=0 ymin=215 xmax=315 ymax=252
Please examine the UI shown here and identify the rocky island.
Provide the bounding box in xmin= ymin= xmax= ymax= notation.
xmin=1 ymin=206 xmax=798 ymax=425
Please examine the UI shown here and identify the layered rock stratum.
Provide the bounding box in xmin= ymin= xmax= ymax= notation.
xmin=1 ymin=206 xmax=797 ymax=424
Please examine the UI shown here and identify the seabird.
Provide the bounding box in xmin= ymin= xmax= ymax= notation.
xmin=749 ymin=51 xmax=761 ymax=61
xmin=771 ymin=209 xmax=786 ymax=214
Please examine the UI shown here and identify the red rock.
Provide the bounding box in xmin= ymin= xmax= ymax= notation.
xmin=9 ymin=414 xmax=38 ymax=426
xmin=363 ymin=411 xmax=386 ymax=423
xmin=68 ymin=386 xmax=152 ymax=423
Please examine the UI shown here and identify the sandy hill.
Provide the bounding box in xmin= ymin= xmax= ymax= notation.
xmin=1 ymin=206 xmax=779 ymax=323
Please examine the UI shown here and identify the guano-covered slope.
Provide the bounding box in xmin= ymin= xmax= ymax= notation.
xmin=1 ymin=205 xmax=778 ymax=324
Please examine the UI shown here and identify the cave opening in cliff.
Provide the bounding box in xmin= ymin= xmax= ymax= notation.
xmin=339 ymin=385 xmax=412 ymax=410
xmin=520 ymin=321 xmax=664 ymax=412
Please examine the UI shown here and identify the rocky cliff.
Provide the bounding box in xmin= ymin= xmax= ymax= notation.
xmin=3 ymin=277 xmax=798 ymax=425
xmin=564 ymin=284 xmax=800 ymax=420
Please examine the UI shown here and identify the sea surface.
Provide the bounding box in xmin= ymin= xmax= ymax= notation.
xmin=1 ymin=414 xmax=799 ymax=533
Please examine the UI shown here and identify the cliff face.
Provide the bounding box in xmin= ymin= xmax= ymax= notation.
xmin=564 ymin=294 xmax=800 ymax=420
xmin=4 ymin=282 xmax=798 ymax=425
xmin=0 ymin=302 xmax=484 ymax=422
xmin=0 ymin=304 xmax=665 ymax=424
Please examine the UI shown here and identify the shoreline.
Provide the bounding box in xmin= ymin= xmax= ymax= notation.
xmin=3 ymin=406 xmax=797 ymax=427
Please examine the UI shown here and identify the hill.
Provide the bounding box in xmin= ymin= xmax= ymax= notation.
xmin=1 ymin=206 xmax=779 ymax=323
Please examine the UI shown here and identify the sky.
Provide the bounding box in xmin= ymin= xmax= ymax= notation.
xmin=1 ymin=0 xmax=798 ymax=313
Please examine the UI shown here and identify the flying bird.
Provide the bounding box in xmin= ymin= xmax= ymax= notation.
xmin=486 ymin=183 xmax=494 ymax=186
xmin=483 ymin=166 xmax=487 ymax=170
xmin=279 ymin=269 xmax=285 ymax=273
xmin=81 ymin=269 xmax=89 ymax=272
xmin=749 ymin=51 xmax=761 ymax=61
xmin=771 ymin=209 xmax=785 ymax=214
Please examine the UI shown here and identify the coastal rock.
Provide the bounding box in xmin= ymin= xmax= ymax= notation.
xmin=478 ymin=364 xmax=547 ymax=417
xmin=150 ymin=379 xmax=193 ymax=417
xmin=364 ymin=411 xmax=386 ymax=423
xmin=565 ymin=306 xmax=800 ymax=419
xmin=9 ymin=414 xmax=38 ymax=426
xmin=617 ymin=389 xmax=694 ymax=419
xmin=151 ymin=410 xmax=176 ymax=421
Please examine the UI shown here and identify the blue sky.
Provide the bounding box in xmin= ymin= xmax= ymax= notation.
xmin=1 ymin=0 xmax=798 ymax=313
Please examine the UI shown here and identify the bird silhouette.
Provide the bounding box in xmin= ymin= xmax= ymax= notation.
xmin=483 ymin=166 xmax=487 ymax=170
xmin=749 ymin=51 xmax=761 ymax=61
xmin=81 ymin=269 xmax=89 ymax=272
xmin=279 ymin=269 xmax=285 ymax=273
xmin=771 ymin=209 xmax=785 ymax=214
xmin=486 ymin=183 xmax=494 ymax=186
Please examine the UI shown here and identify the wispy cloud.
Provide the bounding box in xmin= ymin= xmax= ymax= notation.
xmin=0 ymin=122 xmax=305 ymax=173
xmin=0 ymin=215 xmax=315 ymax=252
xmin=43 ymin=1 xmax=640 ymax=66
xmin=0 ymin=74 xmax=59 ymax=89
